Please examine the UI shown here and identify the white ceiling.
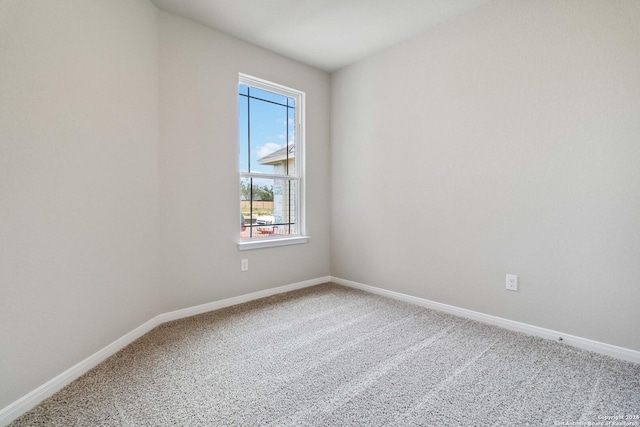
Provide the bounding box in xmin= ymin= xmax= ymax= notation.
xmin=150 ymin=0 xmax=490 ymax=72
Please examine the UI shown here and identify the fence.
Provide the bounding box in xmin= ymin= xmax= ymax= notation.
xmin=240 ymin=201 xmax=274 ymax=211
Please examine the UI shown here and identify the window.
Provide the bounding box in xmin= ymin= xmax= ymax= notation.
xmin=238 ymin=74 xmax=308 ymax=250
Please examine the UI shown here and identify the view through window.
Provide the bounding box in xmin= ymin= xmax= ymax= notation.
xmin=239 ymin=75 xmax=303 ymax=242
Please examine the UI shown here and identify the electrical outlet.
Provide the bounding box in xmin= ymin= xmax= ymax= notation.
xmin=241 ymin=259 xmax=249 ymax=272
xmin=506 ymin=274 xmax=518 ymax=291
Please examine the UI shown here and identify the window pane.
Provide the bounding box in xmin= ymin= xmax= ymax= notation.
xmin=240 ymin=177 xmax=298 ymax=239
xmin=239 ymin=76 xmax=303 ymax=243
xmin=249 ymin=97 xmax=292 ymax=174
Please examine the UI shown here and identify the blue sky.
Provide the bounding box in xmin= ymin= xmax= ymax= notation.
xmin=239 ymin=84 xmax=295 ymax=175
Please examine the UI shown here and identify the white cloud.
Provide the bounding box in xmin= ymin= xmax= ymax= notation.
xmin=255 ymin=142 xmax=283 ymax=159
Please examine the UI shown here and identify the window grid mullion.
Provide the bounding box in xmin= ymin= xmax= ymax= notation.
xmin=247 ymin=87 xmax=252 ymax=238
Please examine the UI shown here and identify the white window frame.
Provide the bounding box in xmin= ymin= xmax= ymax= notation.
xmin=237 ymin=74 xmax=309 ymax=251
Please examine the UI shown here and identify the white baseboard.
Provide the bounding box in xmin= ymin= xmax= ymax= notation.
xmin=0 ymin=276 xmax=331 ymax=427
xmin=156 ymin=276 xmax=332 ymax=324
xmin=3 ymin=275 xmax=636 ymax=426
xmin=0 ymin=317 xmax=162 ymax=427
xmin=331 ymin=276 xmax=640 ymax=364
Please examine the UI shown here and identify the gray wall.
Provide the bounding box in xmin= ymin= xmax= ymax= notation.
xmin=0 ymin=0 xmax=161 ymax=409
xmin=331 ymin=0 xmax=640 ymax=351
xmin=0 ymin=1 xmax=331 ymax=411
xmin=158 ymin=11 xmax=331 ymax=312
xmin=2 ymin=0 xmax=638 ymax=415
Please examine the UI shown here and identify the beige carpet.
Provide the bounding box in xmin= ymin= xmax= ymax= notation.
xmin=11 ymin=283 xmax=640 ymax=426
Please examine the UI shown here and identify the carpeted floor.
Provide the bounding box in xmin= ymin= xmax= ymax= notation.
xmin=11 ymin=283 xmax=640 ymax=426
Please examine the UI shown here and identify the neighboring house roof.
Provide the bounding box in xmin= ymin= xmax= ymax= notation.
xmin=258 ymin=144 xmax=294 ymax=165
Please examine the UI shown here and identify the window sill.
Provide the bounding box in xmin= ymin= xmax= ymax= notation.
xmin=237 ymin=236 xmax=310 ymax=251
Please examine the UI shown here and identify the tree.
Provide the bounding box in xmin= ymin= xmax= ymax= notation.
xmin=241 ymin=182 xmax=273 ymax=201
